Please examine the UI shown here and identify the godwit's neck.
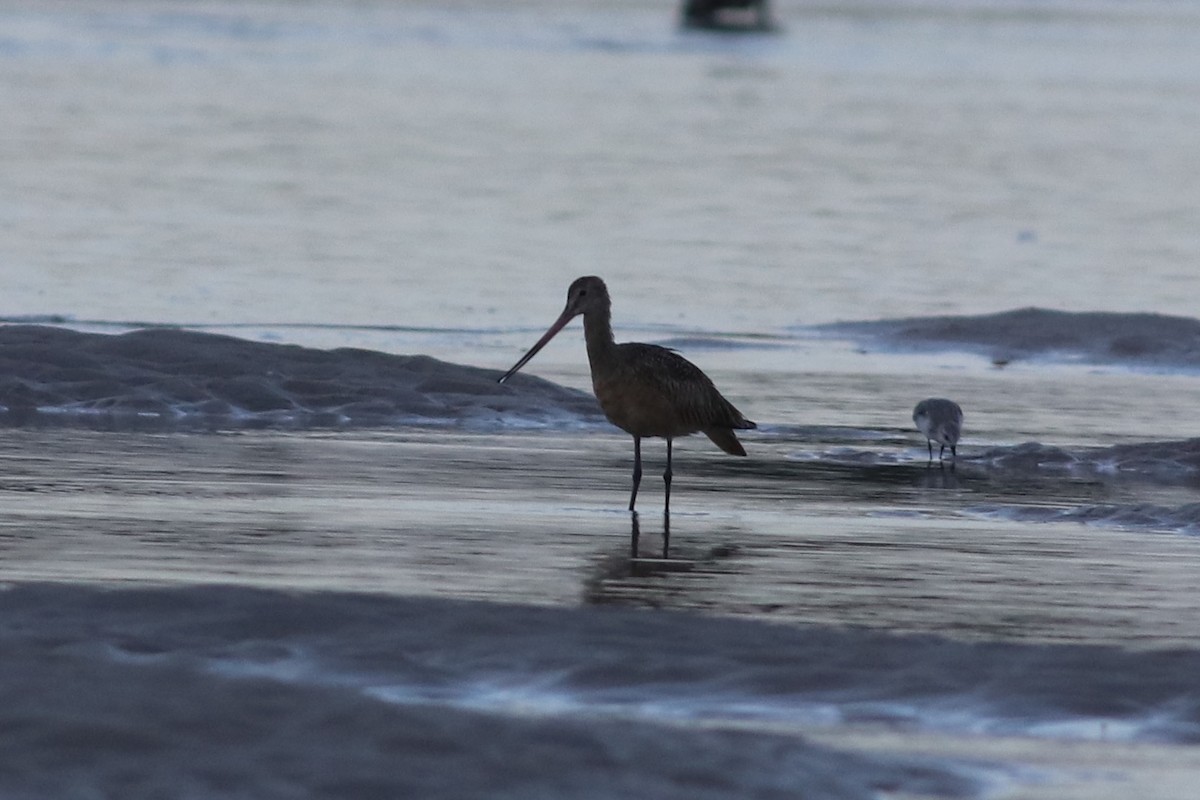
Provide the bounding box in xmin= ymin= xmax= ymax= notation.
xmin=582 ymin=305 xmax=617 ymax=369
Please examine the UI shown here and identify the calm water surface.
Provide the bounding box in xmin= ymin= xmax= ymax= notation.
xmin=3 ymin=0 xmax=1199 ymax=339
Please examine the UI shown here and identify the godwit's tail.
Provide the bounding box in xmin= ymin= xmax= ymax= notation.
xmin=704 ymin=426 xmax=751 ymax=456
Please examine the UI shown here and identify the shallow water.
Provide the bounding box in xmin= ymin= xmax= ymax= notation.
xmin=4 ymin=1 xmax=1200 ymax=798
xmin=6 ymin=426 xmax=1200 ymax=647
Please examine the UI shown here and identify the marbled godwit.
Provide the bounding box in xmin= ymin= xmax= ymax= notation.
xmin=498 ymin=276 xmax=755 ymax=514
xmin=913 ymin=398 xmax=963 ymax=463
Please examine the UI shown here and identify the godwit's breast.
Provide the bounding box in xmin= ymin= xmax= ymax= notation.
xmin=592 ymin=371 xmax=693 ymax=439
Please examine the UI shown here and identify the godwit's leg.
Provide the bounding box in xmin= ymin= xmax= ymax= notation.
xmin=630 ymin=511 xmax=640 ymax=559
xmin=629 ymin=436 xmax=643 ymax=511
xmin=663 ymin=438 xmax=674 ymax=516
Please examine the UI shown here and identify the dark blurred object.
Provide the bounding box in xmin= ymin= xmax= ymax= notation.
xmin=681 ymin=0 xmax=775 ymax=32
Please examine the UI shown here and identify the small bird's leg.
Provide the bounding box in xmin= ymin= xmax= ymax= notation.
xmin=939 ymin=443 xmax=946 ymax=462
xmin=629 ymin=436 xmax=642 ymax=512
xmin=663 ymin=438 xmax=673 ymax=516
xmin=927 ymin=440 xmax=934 ymax=463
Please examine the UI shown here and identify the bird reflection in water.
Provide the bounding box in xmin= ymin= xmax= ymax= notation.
xmin=917 ymin=464 xmax=961 ymax=490
xmin=629 ymin=510 xmax=670 ymax=561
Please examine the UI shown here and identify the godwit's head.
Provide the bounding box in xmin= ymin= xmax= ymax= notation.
xmin=497 ymin=276 xmax=610 ymax=384
xmin=562 ymin=275 xmax=611 ymax=318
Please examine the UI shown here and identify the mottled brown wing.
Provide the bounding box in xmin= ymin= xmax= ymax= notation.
xmin=615 ymin=343 xmax=755 ymax=432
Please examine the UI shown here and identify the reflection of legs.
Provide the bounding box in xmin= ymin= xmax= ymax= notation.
xmin=629 ymin=511 xmax=640 ymax=559
xmin=629 ymin=436 xmax=642 ymax=511
xmin=663 ymin=438 xmax=673 ymax=515
xmin=662 ymin=507 xmax=670 ymax=559
xmin=629 ymin=510 xmax=669 ymax=560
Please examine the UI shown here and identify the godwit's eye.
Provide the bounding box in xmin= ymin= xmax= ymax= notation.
xmin=579 ymin=289 xmax=588 ymax=297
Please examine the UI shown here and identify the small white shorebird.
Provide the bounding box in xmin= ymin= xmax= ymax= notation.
xmin=913 ymin=398 xmax=963 ymax=463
